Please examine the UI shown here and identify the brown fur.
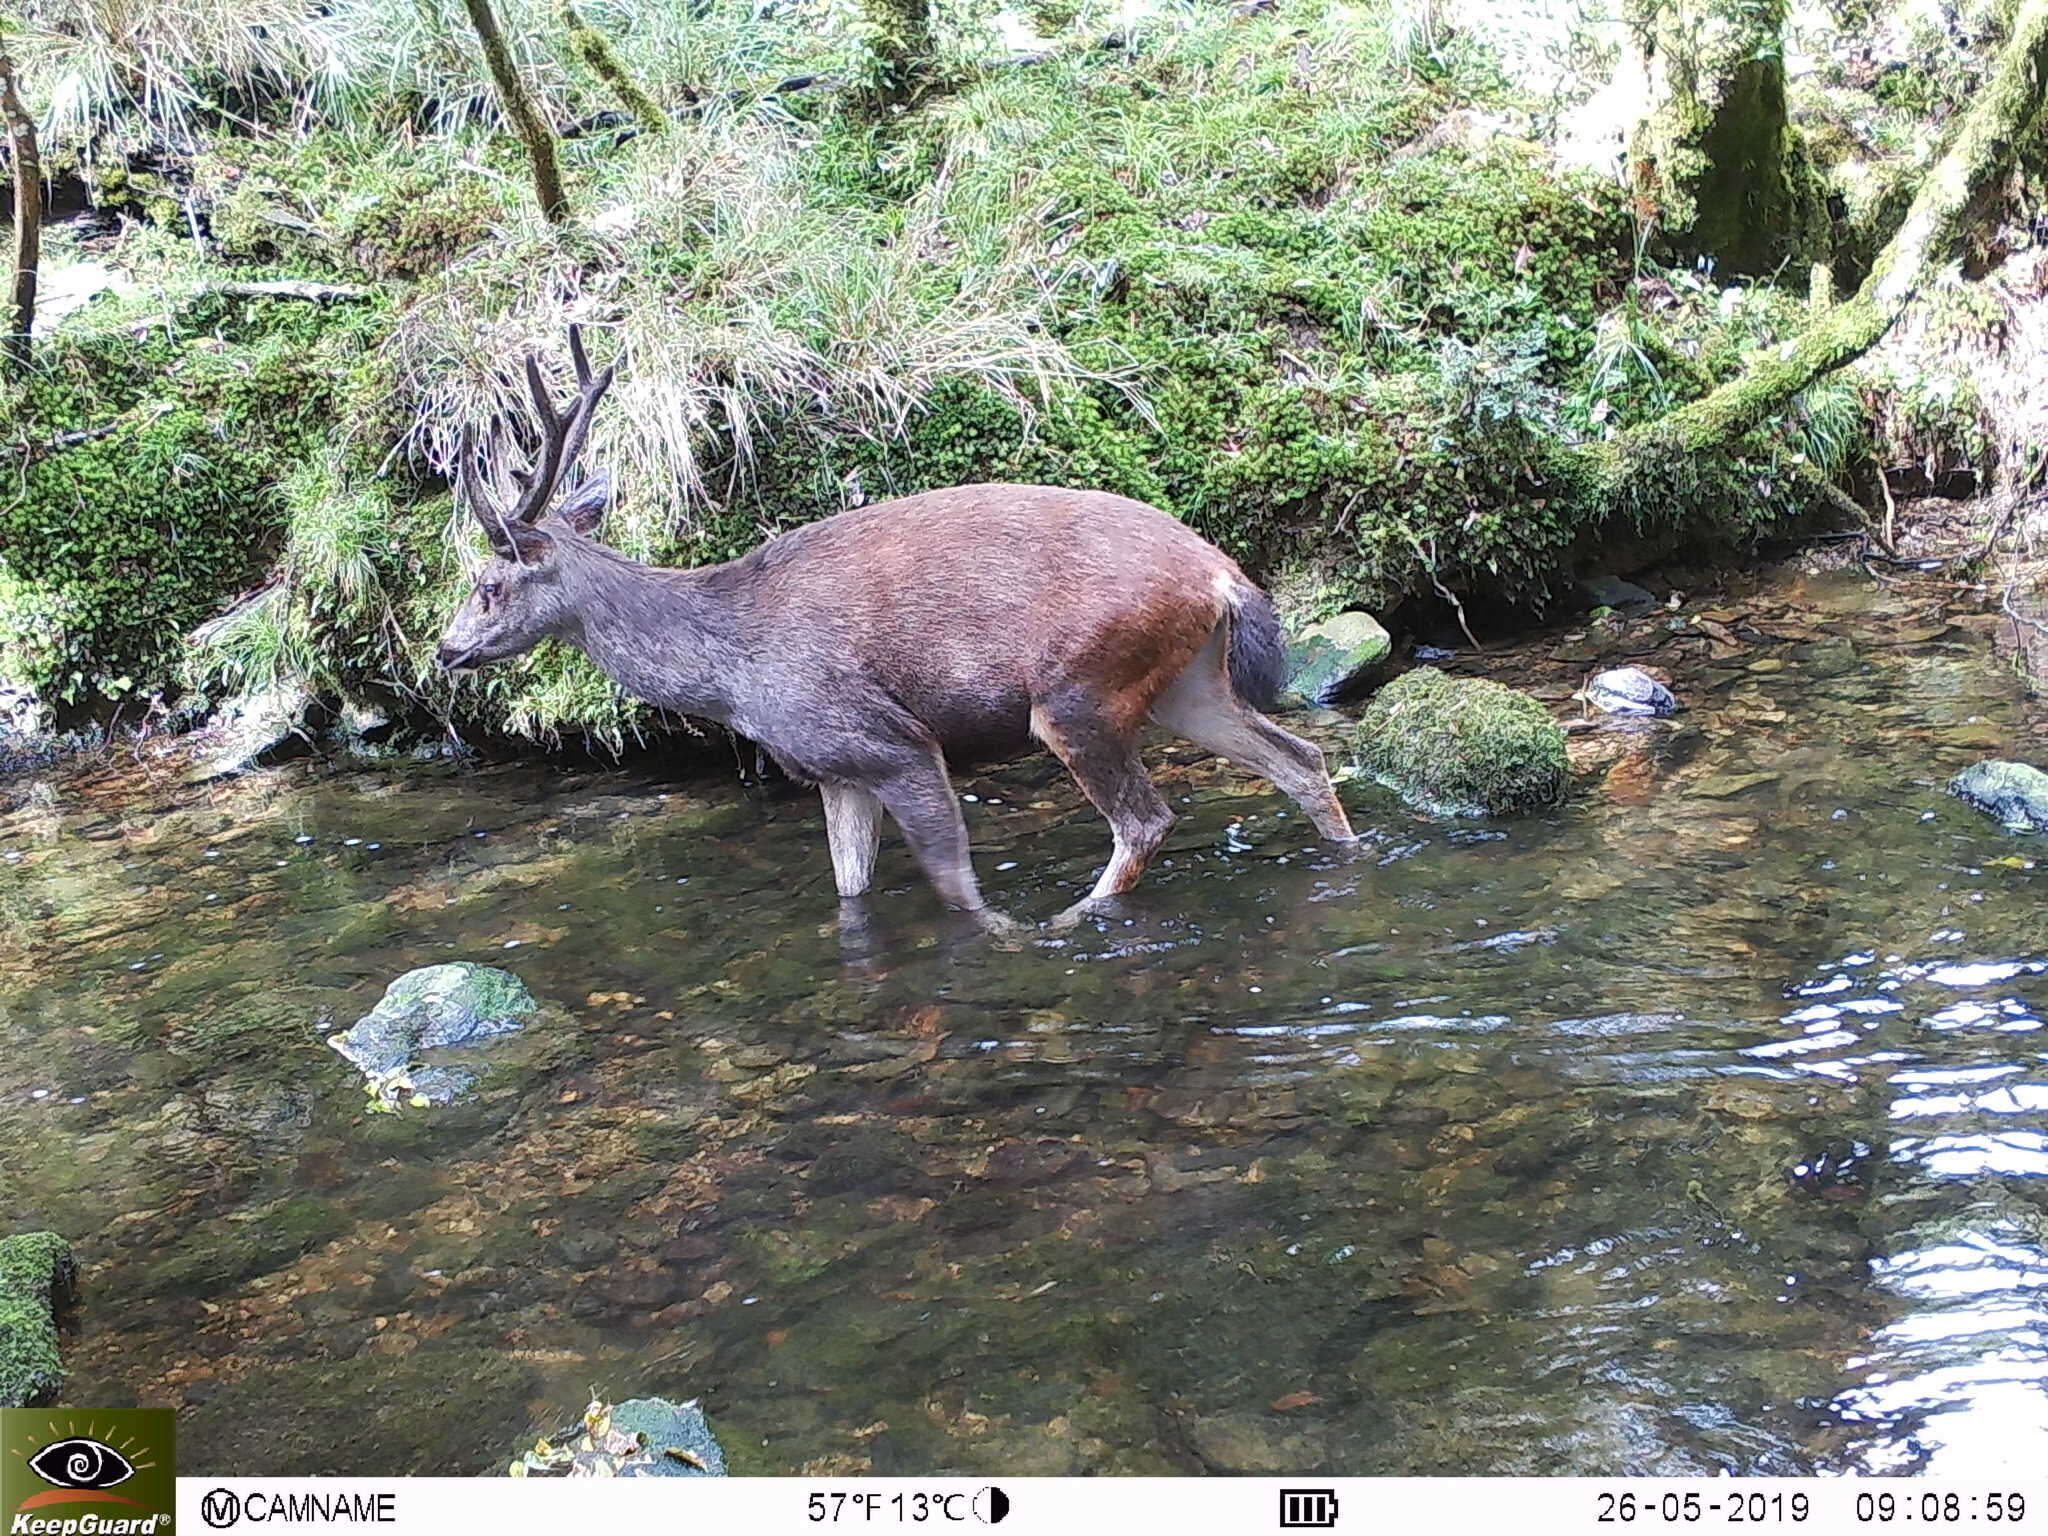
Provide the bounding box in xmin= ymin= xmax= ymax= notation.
xmin=435 ymin=339 xmax=1353 ymax=930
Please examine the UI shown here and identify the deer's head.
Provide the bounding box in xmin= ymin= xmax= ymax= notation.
xmin=436 ymin=326 xmax=619 ymax=674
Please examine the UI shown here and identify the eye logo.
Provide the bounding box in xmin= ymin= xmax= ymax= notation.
xmin=26 ymin=1438 xmax=135 ymax=1490
xmin=4 ymin=1408 xmax=173 ymax=1528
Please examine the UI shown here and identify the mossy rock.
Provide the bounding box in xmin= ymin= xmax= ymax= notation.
xmin=1948 ymin=760 xmax=2048 ymax=833
xmin=1352 ymin=667 xmax=1567 ymax=816
xmin=509 ymin=1397 xmax=726 ymax=1478
xmin=1280 ymin=612 xmax=1393 ymax=708
xmin=0 ymin=1232 xmax=78 ymax=1408
xmin=329 ymin=963 xmax=540 ymax=1077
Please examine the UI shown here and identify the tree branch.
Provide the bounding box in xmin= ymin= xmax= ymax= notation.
xmin=459 ymin=0 xmax=570 ymax=224
xmin=214 ymin=280 xmax=376 ymax=303
xmin=562 ymin=2 xmax=666 ymax=134
xmin=1593 ymin=0 xmax=2048 ymax=481
xmin=0 ymin=43 xmax=42 ymax=377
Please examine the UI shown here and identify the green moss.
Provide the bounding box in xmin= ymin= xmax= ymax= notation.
xmin=563 ymin=2 xmax=667 ymax=133
xmin=854 ymin=0 xmax=937 ymax=105
xmin=0 ymin=1232 xmax=76 ymax=1408
xmin=1352 ymin=667 xmax=1567 ymax=816
xmin=341 ymin=175 xmax=503 ymax=282
xmin=0 ymin=0 xmax=1888 ymax=749
xmin=1626 ymin=0 xmax=1833 ymax=277
xmin=724 ymin=118 xmax=1636 ymax=623
xmin=0 ymin=295 xmax=388 ymax=713
xmin=204 ymin=134 xmax=508 ymax=280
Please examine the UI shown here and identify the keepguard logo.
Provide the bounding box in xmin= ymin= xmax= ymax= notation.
xmin=2 ymin=1410 xmax=175 ymax=1536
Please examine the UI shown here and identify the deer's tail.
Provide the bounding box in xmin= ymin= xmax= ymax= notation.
xmin=1225 ymin=582 xmax=1286 ymax=711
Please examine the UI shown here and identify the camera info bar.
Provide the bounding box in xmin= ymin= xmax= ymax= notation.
xmin=165 ymin=1477 xmax=2037 ymax=1536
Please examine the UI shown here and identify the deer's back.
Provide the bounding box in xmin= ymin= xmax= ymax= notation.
xmin=712 ymin=484 xmax=1245 ymax=755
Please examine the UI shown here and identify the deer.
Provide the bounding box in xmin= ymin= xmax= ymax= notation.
xmin=433 ymin=328 xmax=1358 ymax=933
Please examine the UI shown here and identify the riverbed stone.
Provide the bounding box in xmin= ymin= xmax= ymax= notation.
xmin=327 ymin=963 xmax=540 ymax=1088
xmin=0 ymin=681 xmax=48 ymax=743
xmin=611 ymin=1398 xmax=727 ymax=1476
xmin=0 ymin=1232 xmax=77 ymax=1408
xmin=1583 ymin=667 xmax=1677 ymax=717
xmin=1578 ymin=574 xmax=1659 ymax=615
xmin=1690 ymin=771 xmax=1781 ymax=800
xmin=510 ymin=1397 xmax=726 ymax=1477
xmin=1352 ymin=668 xmax=1567 ymax=816
xmin=332 ymin=695 xmax=395 ymax=757
xmin=189 ymin=682 xmax=316 ymax=779
xmin=1182 ymin=1410 xmax=1326 ymax=1473
xmin=1948 ymin=760 xmax=2048 ymax=832
xmin=1281 ymin=612 xmax=1393 ymax=707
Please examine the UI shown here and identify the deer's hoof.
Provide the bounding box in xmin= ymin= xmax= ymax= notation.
xmin=973 ymin=907 xmax=1027 ymax=941
xmin=1047 ymin=896 xmax=1120 ymax=932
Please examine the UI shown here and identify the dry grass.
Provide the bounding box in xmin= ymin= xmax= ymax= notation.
xmin=384 ymin=114 xmax=1111 ymax=560
xmin=9 ymin=0 xmax=850 ymax=147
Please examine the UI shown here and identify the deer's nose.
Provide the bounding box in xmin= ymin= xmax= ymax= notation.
xmin=436 ymin=642 xmax=478 ymax=672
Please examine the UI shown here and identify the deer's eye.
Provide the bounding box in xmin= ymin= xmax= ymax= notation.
xmin=479 ymin=582 xmax=502 ymax=608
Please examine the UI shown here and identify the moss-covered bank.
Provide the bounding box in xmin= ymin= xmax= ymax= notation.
xmin=0 ymin=0 xmax=2019 ymax=749
xmin=0 ymin=1231 xmax=75 ymax=1408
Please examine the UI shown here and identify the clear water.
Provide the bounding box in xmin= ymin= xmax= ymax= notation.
xmin=1 ymin=567 xmax=2042 ymax=1476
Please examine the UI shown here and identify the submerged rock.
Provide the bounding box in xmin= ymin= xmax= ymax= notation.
xmin=0 ymin=1232 xmax=77 ymax=1408
xmin=327 ymin=963 xmax=539 ymax=1105
xmin=1281 ymin=612 xmax=1393 ymax=707
xmin=509 ymin=1395 xmax=726 ymax=1478
xmin=1583 ymin=667 xmax=1677 ymax=717
xmin=1690 ymin=771 xmax=1781 ymax=800
xmin=1352 ymin=668 xmax=1567 ymax=816
xmin=1948 ymin=760 xmax=2048 ymax=832
xmin=1566 ymin=717 xmax=1702 ymax=804
xmin=1182 ymin=1409 xmax=1326 ymax=1474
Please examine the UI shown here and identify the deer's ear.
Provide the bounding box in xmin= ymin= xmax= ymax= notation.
xmin=483 ymin=515 xmax=555 ymax=564
xmin=554 ymin=471 xmax=616 ymax=536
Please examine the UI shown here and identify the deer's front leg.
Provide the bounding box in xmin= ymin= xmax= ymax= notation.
xmin=821 ymin=781 xmax=883 ymax=897
xmin=869 ymin=749 xmax=1020 ymax=935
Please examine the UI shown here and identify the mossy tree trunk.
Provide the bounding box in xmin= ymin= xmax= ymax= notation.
xmin=0 ymin=44 xmax=41 ymax=377
xmin=861 ymin=0 xmax=936 ymax=109
xmin=460 ymin=0 xmax=569 ymax=224
xmin=562 ymin=3 xmax=666 ymax=134
xmin=1625 ymin=0 xmax=1830 ymax=279
xmin=1592 ymin=0 xmax=2048 ymax=489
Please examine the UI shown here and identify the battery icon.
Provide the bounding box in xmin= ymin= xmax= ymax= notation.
xmin=1279 ymin=1488 xmax=1339 ymax=1528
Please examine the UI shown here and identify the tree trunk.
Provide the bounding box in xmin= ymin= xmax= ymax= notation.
xmin=562 ymin=3 xmax=666 ymax=134
xmin=459 ymin=0 xmax=569 ymax=224
xmin=1625 ymin=0 xmax=1830 ymax=279
xmin=860 ymin=0 xmax=936 ymax=109
xmin=1593 ymin=0 xmax=2048 ymax=485
xmin=0 ymin=46 xmax=41 ymax=377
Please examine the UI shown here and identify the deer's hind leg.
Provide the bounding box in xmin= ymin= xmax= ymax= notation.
xmin=1152 ymin=629 xmax=1356 ymax=841
xmin=1031 ymin=688 xmax=1175 ymax=925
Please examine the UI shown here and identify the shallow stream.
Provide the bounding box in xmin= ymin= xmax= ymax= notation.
xmin=2 ymin=565 xmax=2043 ymax=1476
